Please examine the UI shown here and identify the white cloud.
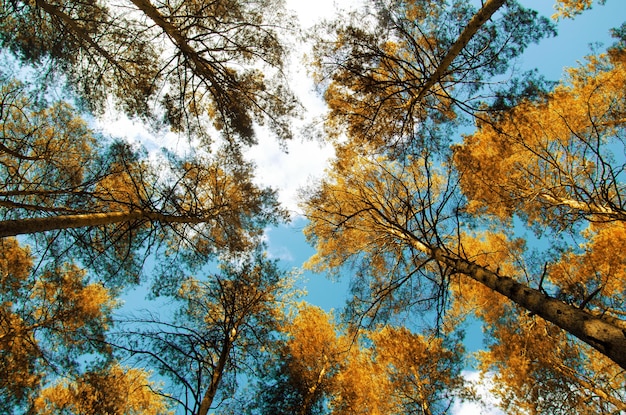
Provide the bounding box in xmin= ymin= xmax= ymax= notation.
xmin=245 ymin=129 xmax=334 ymax=216
xmin=452 ymin=371 xmax=504 ymax=415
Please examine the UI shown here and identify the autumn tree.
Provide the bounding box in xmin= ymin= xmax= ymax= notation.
xmin=253 ymin=304 xmax=472 ymax=415
xmin=33 ymin=362 xmax=172 ymax=415
xmin=311 ymin=0 xmax=554 ymax=154
xmin=110 ymin=248 xmax=299 ymax=415
xmin=0 ymin=77 xmax=285 ymax=287
xmin=0 ymin=0 xmax=299 ymax=146
xmin=303 ymin=5 xmax=626 ymax=413
xmin=0 ymin=237 xmax=115 ymax=414
xmin=253 ymin=304 xmax=347 ymax=415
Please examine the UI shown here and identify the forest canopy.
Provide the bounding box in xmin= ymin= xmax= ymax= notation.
xmin=0 ymin=0 xmax=624 ymax=414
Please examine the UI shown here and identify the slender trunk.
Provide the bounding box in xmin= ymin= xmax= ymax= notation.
xmin=411 ymin=367 xmax=433 ymax=415
xmin=0 ymin=211 xmax=144 ymax=237
xmin=428 ymin=247 xmax=626 ymax=369
xmin=299 ymin=357 xmax=328 ymax=415
xmin=413 ymin=0 xmax=507 ymax=103
xmin=196 ymin=336 xmax=232 ymax=415
xmin=128 ymin=0 xmax=232 ymax=107
xmin=35 ymin=0 xmax=128 ymax=74
xmin=0 ymin=210 xmax=213 ymax=237
xmin=128 ymin=0 xmax=218 ymax=82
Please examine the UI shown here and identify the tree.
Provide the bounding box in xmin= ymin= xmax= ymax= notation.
xmin=0 ymin=0 xmax=299 ymax=145
xmin=111 ymin=249 xmax=300 ymax=415
xmin=333 ymin=326 xmax=470 ymax=415
xmin=0 ymin=237 xmax=115 ymax=414
xmin=0 ymin=77 xmax=285 ymax=287
xmin=253 ymin=304 xmax=472 ymax=415
xmin=302 ymin=9 xmax=626 ymax=413
xmin=311 ymin=0 xmax=554 ymax=154
xmin=254 ymin=304 xmax=347 ymax=415
xmin=303 ymin=147 xmax=626 ymax=362
xmin=33 ymin=362 xmax=172 ymax=415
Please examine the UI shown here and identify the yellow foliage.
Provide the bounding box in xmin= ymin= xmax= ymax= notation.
xmin=30 ymin=264 xmax=115 ymax=333
xmin=34 ymin=363 xmax=172 ymax=415
xmin=454 ymin=48 xmax=626 ymax=227
xmin=0 ymin=238 xmax=116 ymax=409
xmin=284 ymin=304 xmax=347 ymax=386
xmin=478 ymin=311 xmax=626 ymax=414
xmin=552 ymin=0 xmax=602 ymax=19
xmin=550 ymin=222 xmax=626 ymax=306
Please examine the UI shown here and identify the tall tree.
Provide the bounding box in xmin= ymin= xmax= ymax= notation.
xmin=302 ymin=16 xmax=626 ymax=413
xmin=0 ymin=0 xmax=299 ymax=146
xmin=311 ymin=0 xmax=554 ymax=154
xmin=303 ymin=148 xmax=626 ymax=366
xmin=111 ymin=249 xmax=299 ymax=415
xmin=253 ymin=305 xmax=471 ymax=415
xmin=0 ymin=237 xmax=115 ymax=414
xmin=254 ymin=304 xmax=347 ymax=415
xmin=0 ymin=77 xmax=284 ymax=286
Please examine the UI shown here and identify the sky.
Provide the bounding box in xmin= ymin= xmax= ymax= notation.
xmin=100 ymin=1 xmax=624 ymax=413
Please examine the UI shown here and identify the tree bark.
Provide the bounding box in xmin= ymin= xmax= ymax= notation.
xmin=428 ymin=246 xmax=626 ymax=370
xmin=413 ymin=0 xmax=507 ymax=103
xmin=196 ymin=333 xmax=233 ymax=415
xmin=0 ymin=211 xmax=144 ymax=237
xmin=0 ymin=210 xmax=214 ymax=237
xmin=387 ymin=227 xmax=626 ymax=368
xmin=128 ymin=0 xmax=220 ymax=84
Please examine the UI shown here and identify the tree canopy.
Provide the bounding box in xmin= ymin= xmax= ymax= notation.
xmin=1 ymin=0 xmax=625 ymax=414
xmin=302 ymin=1 xmax=626 ymax=413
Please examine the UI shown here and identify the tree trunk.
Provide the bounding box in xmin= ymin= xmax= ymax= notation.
xmin=413 ymin=0 xmax=507 ymax=103
xmin=0 ymin=211 xmax=144 ymax=237
xmin=0 ymin=209 xmax=218 ymax=238
xmin=429 ymin=247 xmax=626 ymax=370
xmin=128 ymin=0 xmax=218 ymax=83
xmin=196 ymin=334 xmax=233 ymax=415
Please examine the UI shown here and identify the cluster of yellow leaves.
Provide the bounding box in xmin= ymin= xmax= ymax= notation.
xmin=454 ymin=47 xmax=626 ymax=228
xmin=30 ymin=265 xmax=113 ymax=333
xmin=0 ymin=80 xmax=97 ymax=196
xmin=0 ymin=239 xmax=40 ymax=406
xmin=94 ymin=160 xmax=148 ymax=211
xmin=365 ymin=327 xmax=468 ymax=415
xmin=34 ymin=363 xmax=172 ymax=415
xmin=552 ymin=0 xmax=605 ymax=19
xmin=283 ymin=304 xmax=347 ymax=401
xmin=304 ymin=151 xmax=446 ymax=275
xmin=550 ymin=221 xmax=626 ymax=309
xmin=277 ymin=305 xmax=469 ymax=415
xmin=318 ymin=5 xmax=456 ymax=153
xmin=0 ymin=237 xmax=116 ymax=408
xmin=477 ymin=310 xmax=625 ymax=414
